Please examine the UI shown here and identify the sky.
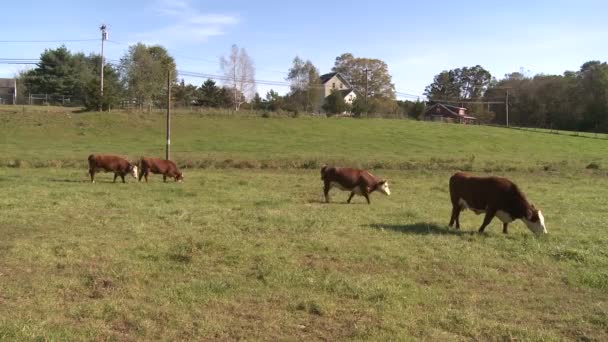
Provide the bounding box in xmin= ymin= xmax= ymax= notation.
xmin=1 ymin=0 xmax=607 ymax=99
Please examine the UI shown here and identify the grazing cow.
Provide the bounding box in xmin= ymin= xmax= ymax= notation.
xmin=321 ymin=165 xmax=390 ymax=204
xmin=139 ymin=157 xmax=183 ymax=182
xmin=448 ymin=172 xmax=547 ymax=234
xmin=88 ymin=154 xmax=138 ymax=183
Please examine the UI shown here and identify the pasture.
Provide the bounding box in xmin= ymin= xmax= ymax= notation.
xmin=1 ymin=107 xmax=607 ymax=340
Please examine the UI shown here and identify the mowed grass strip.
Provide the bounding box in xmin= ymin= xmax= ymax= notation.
xmin=0 ymin=168 xmax=607 ymax=340
xmin=1 ymin=108 xmax=606 ymax=172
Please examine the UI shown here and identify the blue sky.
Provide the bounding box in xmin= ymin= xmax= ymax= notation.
xmin=1 ymin=0 xmax=607 ymax=99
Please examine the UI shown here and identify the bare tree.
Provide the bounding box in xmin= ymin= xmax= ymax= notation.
xmin=220 ymin=44 xmax=256 ymax=111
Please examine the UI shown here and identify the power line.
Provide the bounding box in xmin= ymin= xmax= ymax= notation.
xmin=0 ymin=39 xmax=98 ymax=43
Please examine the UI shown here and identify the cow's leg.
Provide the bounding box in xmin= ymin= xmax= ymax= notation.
xmin=363 ymin=191 xmax=371 ymax=205
xmin=449 ymin=205 xmax=460 ymax=229
xmin=163 ymin=175 xmax=167 ymax=183
xmin=138 ymin=168 xmax=144 ymax=182
xmin=89 ymin=169 xmax=95 ymax=183
xmin=113 ymin=173 xmax=118 ymax=183
xmin=502 ymin=223 xmax=509 ymax=234
xmin=144 ymin=171 xmax=149 ymax=182
xmin=120 ymin=173 xmax=126 ymax=183
xmin=347 ymin=192 xmax=355 ymax=203
xmin=478 ymin=208 xmax=497 ymax=233
xmin=323 ymin=182 xmax=331 ymax=203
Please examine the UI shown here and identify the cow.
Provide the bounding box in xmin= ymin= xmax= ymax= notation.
xmin=138 ymin=157 xmax=184 ymax=183
xmin=448 ymin=172 xmax=547 ymax=234
xmin=321 ymin=165 xmax=390 ymax=204
xmin=87 ymin=154 xmax=138 ymax=183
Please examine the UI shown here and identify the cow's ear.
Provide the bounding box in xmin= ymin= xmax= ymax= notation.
xmin=379 ymin=180 xmax=386 ymax=185
xmin=526 ymin=207 xmax=538 ymax=221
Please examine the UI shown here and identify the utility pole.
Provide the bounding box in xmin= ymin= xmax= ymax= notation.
xmin=99 ymin=24 xmax=108 ymax=111
xmin=364 ymin=68 xmax=369 ymax=104
xmin=505 ymin=89 xmax=509 ymax=127
xmin=166 ymin=70 xmax=171 ymax=160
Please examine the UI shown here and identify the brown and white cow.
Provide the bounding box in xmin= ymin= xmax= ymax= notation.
xmin=88 ymin=154 xmax=138 ymax=183
xmin=321 ymin=165 xmax=390 ymax=204
xmin=138 ymin=157 xmax=184 ymax=182
xmin=448 ymin=172 xmax=546 ymax=234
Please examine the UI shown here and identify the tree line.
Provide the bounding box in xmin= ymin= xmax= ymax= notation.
xmin=424 ymin=62 xmax=608 ymax=132
xmin=16 ymin=44 xmax=423 ymax=118
xmin=17 ymin=42 xmax=607 ymax=132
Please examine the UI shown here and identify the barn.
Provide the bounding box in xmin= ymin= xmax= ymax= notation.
xmin=424 ymin=103 xmax=476 ymax=124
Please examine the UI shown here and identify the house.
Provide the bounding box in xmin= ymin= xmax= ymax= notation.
xmin=319 ymin=72 xmax=357 ymax=105
xmin=0 ymin=78 xmax=17 ymax=105
xmin=424 ymin=103 xmax=476 ymax=124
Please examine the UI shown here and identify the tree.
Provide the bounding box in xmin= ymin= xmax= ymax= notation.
xmin=396 ymin=99 xmax=426 ymax=120
xmin=251 ymin=92 xmax=264 ymax=110
xmin=264 ymin=89 xmax=284 ymax=111
xmin=173 ymin=79 xmax=198 ymax=107
xmin=578 ymin=61 xmax=608 ymax=131
xmin=323 ymin=89 xmax=348 ymax=115
xmin=286 ymin=56 xmax=321 ymax=112
xmin=82 ymin=54 xmax=123 ymax=111
xmin=410 ymin=100 xmax=426 ymax=120
xmin=424 ymin=65 xmax=492 ymax=102
xmin=197 ymin=79 xmax=221 ymax=107
xmin=332 ymin=53 xmax=396 ymax=99
xmin=119 ymin=43 xmax=176 ymax=110
xmin=351 ymin=97 xmax=369 ymax=117
xmin=19 ymin=46 xmax=122 ymax=109
xmin=220 ymin=44 xmax=256 ymax=111
xmin=21 ymin=46 xmax=91 ymax=102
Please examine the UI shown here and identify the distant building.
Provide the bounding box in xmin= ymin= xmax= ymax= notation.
xmin=319 ymin=72 xmax=357 ymax=105
xmin=0 ymin=78 xmax=17 ymax=105
xmin=424 ymin=103 xmax=476 ymax=124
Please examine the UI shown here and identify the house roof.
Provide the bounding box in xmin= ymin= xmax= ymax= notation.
xmin=320 ymin=72 xmax=337 ymax=84
xmin=443 ymin=104 xmax=466 ymax=111
xmin=319 ymin=72 xmax=352 ymax=88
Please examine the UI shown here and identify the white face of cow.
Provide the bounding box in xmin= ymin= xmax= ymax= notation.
xmin=131 ymin=165 xmax=139 ymax=179
xmin=522 ymin=209 xmax=547 ymax=235
xmin=378 ymin=181 xmax=391 ymax=196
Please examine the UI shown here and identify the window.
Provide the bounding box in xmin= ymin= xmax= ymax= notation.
xmin=340 ymin=83 xmax=343 ymax=89
xmin=332 ymin=82 xmax=336 ymax=89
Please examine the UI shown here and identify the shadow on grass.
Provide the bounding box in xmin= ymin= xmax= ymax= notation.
xmin=47 ymin=178 xmax=133 ymax=184
xmin=370 ymin=222 xmax=477 ymax=236
xmin=307 ymin=199 xmax=370 ymax=205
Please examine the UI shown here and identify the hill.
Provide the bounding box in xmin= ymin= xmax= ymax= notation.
xmin=0 ymin=106 xmax=606 ymax=172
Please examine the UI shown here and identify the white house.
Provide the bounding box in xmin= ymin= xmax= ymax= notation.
xmin=319 ymin=72 xmax=357 ymax=105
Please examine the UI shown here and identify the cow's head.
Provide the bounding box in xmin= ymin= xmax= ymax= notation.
xmin=175 ymin=172 xmax=184 ymax=182
xmin=129 ymin=165 xmax=139 ymax=179
xmin=377 ymin=180 xmax=391 ymax=196
xmin=522 ymin=205 xmax=547 ymax=234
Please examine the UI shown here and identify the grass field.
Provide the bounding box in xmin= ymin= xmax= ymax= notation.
xmin=1 ymin=105 xmax=606 ymax=173
xmin=1 ymin=107 xmax=608 ymax=340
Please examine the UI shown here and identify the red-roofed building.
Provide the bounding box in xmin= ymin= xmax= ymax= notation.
xmin=424 ymin=103 xmax=476 ymax=124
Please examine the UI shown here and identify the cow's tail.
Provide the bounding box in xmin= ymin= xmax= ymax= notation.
xmin=320 ymin=164 xmax=328 ymax=180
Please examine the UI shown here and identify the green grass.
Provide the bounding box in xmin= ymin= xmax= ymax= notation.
xmin=1 ymin=107 xmax=607 ymax=340
xmin=1 ymin=168 xmax=607 ymax=340
xmin=1 ymin=106 xmax=606 ymax=172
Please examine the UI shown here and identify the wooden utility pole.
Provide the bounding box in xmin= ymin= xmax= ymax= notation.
xmin=99 ymin=24 xmax=107 ymax=111
xmin=166 ymin=70 xmax=171 ymax=160
xmin=505 ymin=89 xmax=509 ymax=127
xmin=364 ymin=68 xmax=369 ymax=104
